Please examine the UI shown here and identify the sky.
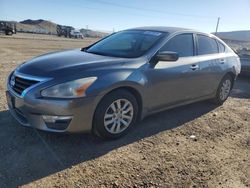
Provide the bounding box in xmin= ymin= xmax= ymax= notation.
xmin=0 ymin=0 xmax=250 ymax=33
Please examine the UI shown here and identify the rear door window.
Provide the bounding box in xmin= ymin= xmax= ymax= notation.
xmin=197 ymin=35 xmax=218 ymax=55
xmin=160 ymin=34 xmax=194 ymax=57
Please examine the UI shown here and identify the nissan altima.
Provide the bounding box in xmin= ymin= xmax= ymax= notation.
xmin=6 ymin=27 xmax=241 ymax=139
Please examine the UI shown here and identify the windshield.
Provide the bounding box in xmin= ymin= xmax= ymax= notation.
xmin=86 ymin=30 xmax=166 ymax=58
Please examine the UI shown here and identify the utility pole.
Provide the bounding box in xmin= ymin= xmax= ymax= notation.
xmin=215 ymin=17 xmax=220 ymax=35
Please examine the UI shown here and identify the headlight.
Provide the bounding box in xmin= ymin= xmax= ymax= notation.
xmin=41 ymin=77 xmax=97 ymax=98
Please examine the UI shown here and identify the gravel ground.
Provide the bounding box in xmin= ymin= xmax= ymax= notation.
xmin=0 ymin=33 xmax=249 ymax=188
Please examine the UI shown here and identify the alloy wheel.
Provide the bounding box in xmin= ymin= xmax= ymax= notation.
xmin=104 ymin=99 xmax=134 ymax=134
xmin=219 ymin=79 xmax=231 ymax=101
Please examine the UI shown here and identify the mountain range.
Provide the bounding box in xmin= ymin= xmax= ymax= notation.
xmin=215 ymin=30 xmax=250 ymax=42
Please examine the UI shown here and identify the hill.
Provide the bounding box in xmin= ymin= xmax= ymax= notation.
xmin=216 ymin=30 xmax=250 ymax=42
xmin=17 ymin=19 xmax=58 ymax=34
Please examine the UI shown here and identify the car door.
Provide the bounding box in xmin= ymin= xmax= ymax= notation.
xmin=195 ymin=34 xmax=222 ymax=95
xmin=144 ymin=33 xmax=204 ymax=112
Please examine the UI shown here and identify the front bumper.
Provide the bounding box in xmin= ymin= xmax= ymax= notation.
xmin=6 ymin=89 xmax=100 ymax=133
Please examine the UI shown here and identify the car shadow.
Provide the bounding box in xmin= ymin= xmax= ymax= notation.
xmin=0 ymin=78 xmax=248 ymax=187
xmin=230 ymin=76 xmax=250 ymax=99
xmin=0 ymin=101 xmax=217 ymax=187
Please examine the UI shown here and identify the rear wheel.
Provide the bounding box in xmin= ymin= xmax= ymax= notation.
xmin=93 ymin=89 xmax=138 ymax=139
xmin=212 ymin=74 xmax=233 ymax=105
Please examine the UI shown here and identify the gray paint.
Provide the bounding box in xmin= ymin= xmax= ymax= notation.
xmin=6 ymin=27 xmax=241 ymax=133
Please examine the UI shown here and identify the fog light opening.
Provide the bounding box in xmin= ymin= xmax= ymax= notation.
xmin=42 ymin=115 xmax=72 ymax=123
xmin=42 ymin=115 xmax=72 ymax=130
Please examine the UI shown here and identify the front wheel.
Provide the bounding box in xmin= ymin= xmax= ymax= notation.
xmin=93 ymin=89 xmax=138 ymax=139
xmin=212 ymin=74 xmax=233 ymax=105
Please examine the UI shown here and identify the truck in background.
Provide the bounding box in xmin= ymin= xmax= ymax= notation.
xmin=0 ymin=21 xmax=16 ymax=35
xmin=70 ymin=30 xmax=84 ymax=39
xmin=56 ymin=25 xmax=74 ymax=38
xmin=57 ymin=25 xmax=83 ymax=39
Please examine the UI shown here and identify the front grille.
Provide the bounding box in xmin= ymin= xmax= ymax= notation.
xmin=11 ymin=75 xmax=39 ymax=95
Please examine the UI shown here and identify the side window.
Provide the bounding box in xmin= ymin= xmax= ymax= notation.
xmin=218 ymin=41 xmax=225 ymax=53
xmin=197 ymin=35 xmax=218 ymax=55
xmin=160 ymin=34 xmax=194 ymax=57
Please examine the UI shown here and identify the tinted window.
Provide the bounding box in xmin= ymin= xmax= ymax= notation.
xmin=218 ymin=41 xmax=225 ymax=53
xmin=86 ymin=30 xmax=166 ymax=58
xmin=160 ymin=34 xmax=194 ymax=57
xmin=197 ymin=35 xmax=218 ymax=55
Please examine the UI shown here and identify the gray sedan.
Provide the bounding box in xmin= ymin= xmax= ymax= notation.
xmin=6 ymin=27 xmax=241 ymax=139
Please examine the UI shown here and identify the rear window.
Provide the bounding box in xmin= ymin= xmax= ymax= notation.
xmin=218 ymin=41 xmax=225 ymax=53
xmin=197 ymin=35 xmax=218 ymax=55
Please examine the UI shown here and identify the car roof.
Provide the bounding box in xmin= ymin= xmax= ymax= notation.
xmin=126 ymin=26 xmax=200 ymax=34
xmin=126 ymin=26 xmax=230 ymax=49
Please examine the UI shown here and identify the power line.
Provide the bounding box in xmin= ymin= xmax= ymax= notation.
xmin=62 ymin=3 xmax=216 ymax=24
xmin=45 ymin=0 xmax=222 ymax=32
xmin=84 ymin=0 xmax=217 ymax=20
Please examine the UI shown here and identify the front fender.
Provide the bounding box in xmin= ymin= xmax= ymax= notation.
xmin=87 ymin=69 xmax=147 ymax=97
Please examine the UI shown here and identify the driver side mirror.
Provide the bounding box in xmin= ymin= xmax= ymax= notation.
xmin=156 ymin=51 xmax=179 ymax=62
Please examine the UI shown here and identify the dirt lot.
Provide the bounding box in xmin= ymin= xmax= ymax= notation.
xmin=0 ymin=33 xmax=249 ymax=188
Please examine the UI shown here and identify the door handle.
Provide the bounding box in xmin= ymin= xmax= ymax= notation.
xmin=219 ymin=59 xmax=225 ymax=64
xmin=190 ymin=64 xmax=199 ymax=70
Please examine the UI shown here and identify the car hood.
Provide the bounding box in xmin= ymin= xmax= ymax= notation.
xmin=16 ymin=49 xmax=129 ymax=77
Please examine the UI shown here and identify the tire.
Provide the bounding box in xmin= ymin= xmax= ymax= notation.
xmin=212 ymin=74 xmax=233 ymax=105
xmin=5 ymin=31 xmax=13 ymax=35
xmin=93 ymin=89 xmax=138 ymax=139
